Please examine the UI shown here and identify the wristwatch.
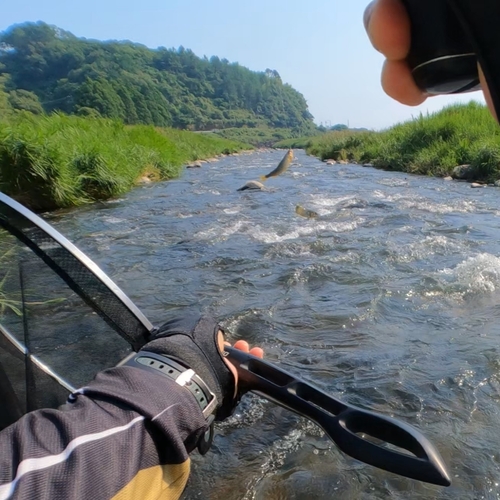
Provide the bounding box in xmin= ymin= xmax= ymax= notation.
xmin=118 ymin=351 xmax=217 ymax=454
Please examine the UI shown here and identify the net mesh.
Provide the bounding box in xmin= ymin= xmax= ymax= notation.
xmin=0 ymin=201 xmax=150 ymax=349
xmin=0 ymin=197 xmax=151 ymax=430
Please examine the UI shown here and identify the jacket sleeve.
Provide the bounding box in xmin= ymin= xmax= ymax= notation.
xmin=0 ymin=365 xmax=208 ymax=500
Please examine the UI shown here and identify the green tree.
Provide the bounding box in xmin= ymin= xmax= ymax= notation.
xmin=75 ymin=78 xmax=125 ymax=119
xmin=8 ymin=89 xmax=44 ymax=114
xmin=0 ymin=75 xmax=13 ymax=118
xmin=0 ymin=21 xmax=316 ymax=131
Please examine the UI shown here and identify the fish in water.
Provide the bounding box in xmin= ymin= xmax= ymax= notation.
xmin=237 ymin=180 xmax=266 ymax=191
xmin=260 ymin=149 xmax=294 ymax=181
xmin=295 ymin=205 xmax=318 ymax=219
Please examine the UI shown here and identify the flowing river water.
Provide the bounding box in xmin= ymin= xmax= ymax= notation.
xmin=43 ymin=149 xmax=500 ymax=499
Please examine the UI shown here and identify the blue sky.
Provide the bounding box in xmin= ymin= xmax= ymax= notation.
xmin=1 ymin=0 xmax=486 ymax=130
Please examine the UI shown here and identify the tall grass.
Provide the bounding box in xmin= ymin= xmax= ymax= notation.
xmin=0 ymin=244 xmax=22 ymax=316
xmin=0 ymin=113 xmax=248 ymax=211
xmin=307 ymin=102 xmax=500 ymax=182
xmin=214 ymin=126 xmax=308 ymax=147
xmin=273 ymin=136 xmax=315 ymax=149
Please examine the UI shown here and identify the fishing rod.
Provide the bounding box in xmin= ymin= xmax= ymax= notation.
xmin=401 ymin=0 xmax=500 ymax=117
xmin=0 ymin=192 xmax=451 ymax=486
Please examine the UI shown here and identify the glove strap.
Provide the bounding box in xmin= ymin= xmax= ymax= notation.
xmin=119 ymin=351 xmax=218 ymax=419
xmin=119 ymin=351 xmax=217 ymax=455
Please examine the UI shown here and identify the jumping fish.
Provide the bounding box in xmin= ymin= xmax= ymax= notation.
xmin=295 ymin=205 xmax=318 ymax=219
xmin=260 ymin=149 xmax=294 ymax=181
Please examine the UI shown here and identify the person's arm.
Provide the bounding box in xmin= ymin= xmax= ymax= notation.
xmin=0 ymin=315 xmax=263 ymax=500
xmin=0 ymin=366 xmax=206 ymax=500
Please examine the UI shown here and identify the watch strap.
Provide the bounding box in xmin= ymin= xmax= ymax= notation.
xmin=118 ymin=351 xmax=217 ymax=419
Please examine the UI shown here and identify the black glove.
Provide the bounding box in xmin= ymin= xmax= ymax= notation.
xmin=140 ymin=314 xmax=236 ymax=421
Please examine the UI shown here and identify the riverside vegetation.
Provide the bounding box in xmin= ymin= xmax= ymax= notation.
xmin=0 ymin=21 xmax=321 ymax=211
xmin=0 ymin=112 xmax=247 ymax=211
xmin=277 ymin=102 xmax=500 ymax=184
xmin=3 ymin=23 xmax=500 ymax=213
xmin=0 ymin=22 xmax=316 ymax=135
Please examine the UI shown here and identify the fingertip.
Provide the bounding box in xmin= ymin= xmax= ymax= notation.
xmin=382 ymin=59 xmax=427 ymax=106
xmin=233 ymin=340 xmax=250 ymax=352
xmin=363 ymin=1 xmax=376 ymax=33
xmin=249 ymin=347 xmax=264 ymax=359
xmin=364 ymin=1 xmax=379 ymax=52
xmin=368 ymin=0 xmax=411 ymax=60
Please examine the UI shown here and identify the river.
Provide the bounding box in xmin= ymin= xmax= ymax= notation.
xmin=44 ymin=149 xmax=500 ymax=499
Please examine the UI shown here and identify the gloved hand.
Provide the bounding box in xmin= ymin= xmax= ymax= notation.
xmin=140 ymin=315 xmax=262 ymax=421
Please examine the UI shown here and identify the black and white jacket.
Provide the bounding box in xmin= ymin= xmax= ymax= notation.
xmin=0 ymin=365 xmax=208 ymax=499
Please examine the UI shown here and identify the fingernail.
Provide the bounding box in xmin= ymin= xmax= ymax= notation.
xmin=363 ymin=1 xmax=376 ymax=32
xmin=364 ymin=1 xmax=382 ymax=52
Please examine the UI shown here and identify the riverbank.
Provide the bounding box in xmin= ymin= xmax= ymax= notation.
xmin=213 ymin=124 xmax=319 ymax=147
xmin=0 ymin=113 xmax=251 ymax=212
xmin=276 ymin=102 xmax=500 ymax=185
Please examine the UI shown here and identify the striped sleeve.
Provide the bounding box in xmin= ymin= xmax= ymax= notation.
xmin=0 ymin=366 xmax=209 ymax=500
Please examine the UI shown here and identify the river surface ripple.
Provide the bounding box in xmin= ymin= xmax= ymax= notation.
xmin=48 ymin=149 xmax=500 ymax=499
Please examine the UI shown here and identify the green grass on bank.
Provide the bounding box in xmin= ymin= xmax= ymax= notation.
xmin=0 ymin=113 xmax=249 ymax=211
xmin=301 ymin=102 xmax=500 ymax=182
xmin=273 ymin=136 xmax=315 ymax=149
xmin=214 ymin=125 xmax=319 ymax=147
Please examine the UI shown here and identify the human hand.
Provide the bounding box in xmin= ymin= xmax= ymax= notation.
xmin=223 ymin=339 xmax=264 ymax=395
xmin=142 ymin=316 xmax=263 ymax=421
xmin=363 ymin=0 xmax=497 ymax=119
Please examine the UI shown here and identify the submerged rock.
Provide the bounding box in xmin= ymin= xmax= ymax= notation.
xmin=295 ymin=205 xmax=318 ymax=219
xmin=237 ymin=180 xmax=266 ymax=191
xmin=186 ymin=161 xmax=202 ymax=168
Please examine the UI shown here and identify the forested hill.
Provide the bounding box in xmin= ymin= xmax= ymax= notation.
xmin=0 ymin=22 xmax=315 ymax=132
